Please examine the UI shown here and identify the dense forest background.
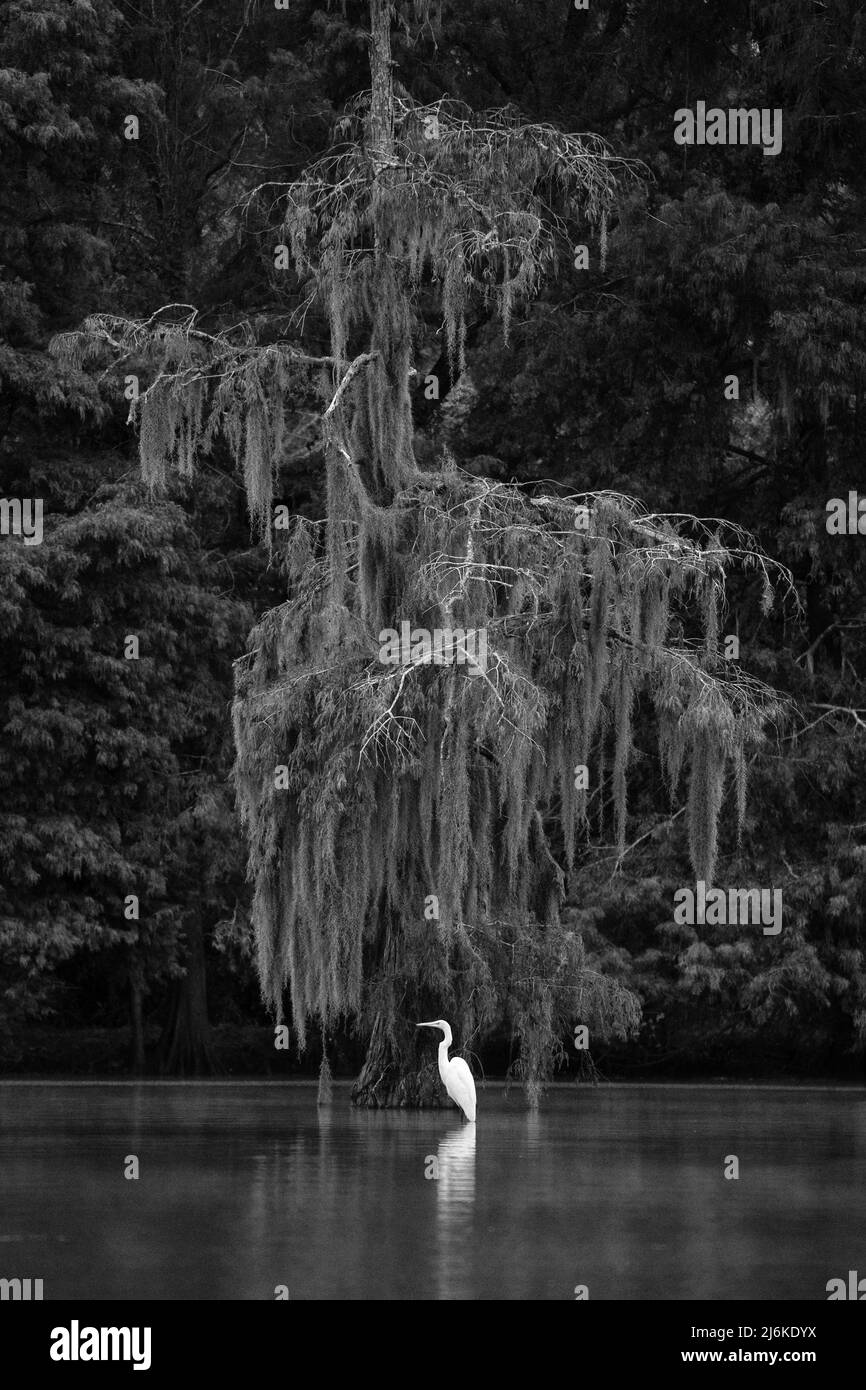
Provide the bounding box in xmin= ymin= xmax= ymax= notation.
xmin=2 ymin=0 xmax=865 ymax=1081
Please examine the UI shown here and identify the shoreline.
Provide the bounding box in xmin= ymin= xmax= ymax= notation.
xmin=0 ymin=1076 xmax=862 ymax=1090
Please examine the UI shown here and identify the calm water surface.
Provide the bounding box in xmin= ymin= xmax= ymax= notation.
xmin=0 ymin=1081 xmax=863 ymax=1300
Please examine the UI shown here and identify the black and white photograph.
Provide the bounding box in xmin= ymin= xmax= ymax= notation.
xmin=1 ymin=0 xmax=864 ymax=1348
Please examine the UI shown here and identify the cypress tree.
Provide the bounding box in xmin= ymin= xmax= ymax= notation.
xmin=53 ymin=0 xmax=791 ymax=1104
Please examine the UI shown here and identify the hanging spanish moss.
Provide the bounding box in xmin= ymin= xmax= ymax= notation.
xmin=49 ymin=0 xmax=792 ymax=1105
xmin=317 ymin=1027 xmax=334 ymax=1107
xmin=230 ymin=478 xmax=788 ymax=1105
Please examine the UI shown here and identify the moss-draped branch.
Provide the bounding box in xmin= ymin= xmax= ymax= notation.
xmin=49 ymin=18 xmax=792 ymax=1099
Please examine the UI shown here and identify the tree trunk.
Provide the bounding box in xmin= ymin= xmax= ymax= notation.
xmin=129 ymin=964 xmax=146 ymax=1076
xmin=368 ymin=0 xmax=396 ymax=172
xmin=351 ymin=1011 xmax=444 ymax=1108
xmin=158 ymin=913 xmax=217 ymax=1076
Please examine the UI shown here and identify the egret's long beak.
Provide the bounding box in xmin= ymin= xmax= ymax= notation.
xmin=415 ymin=1022 xmax=435 ymax=1029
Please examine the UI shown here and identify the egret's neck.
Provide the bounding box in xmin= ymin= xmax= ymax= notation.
xmin=437 ymin=1035 xmax=451 ymax=1082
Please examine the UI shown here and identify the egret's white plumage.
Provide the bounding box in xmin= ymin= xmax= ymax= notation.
xmin=416 ymin=1019 xmax=477 ymax=1122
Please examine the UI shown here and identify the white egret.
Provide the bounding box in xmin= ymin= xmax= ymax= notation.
xmin=416 ymin=1020 xmax=477 ymax=1122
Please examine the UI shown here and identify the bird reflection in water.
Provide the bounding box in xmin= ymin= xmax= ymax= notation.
xmin=435 ymin=1123 xmax=476 ymax=1299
